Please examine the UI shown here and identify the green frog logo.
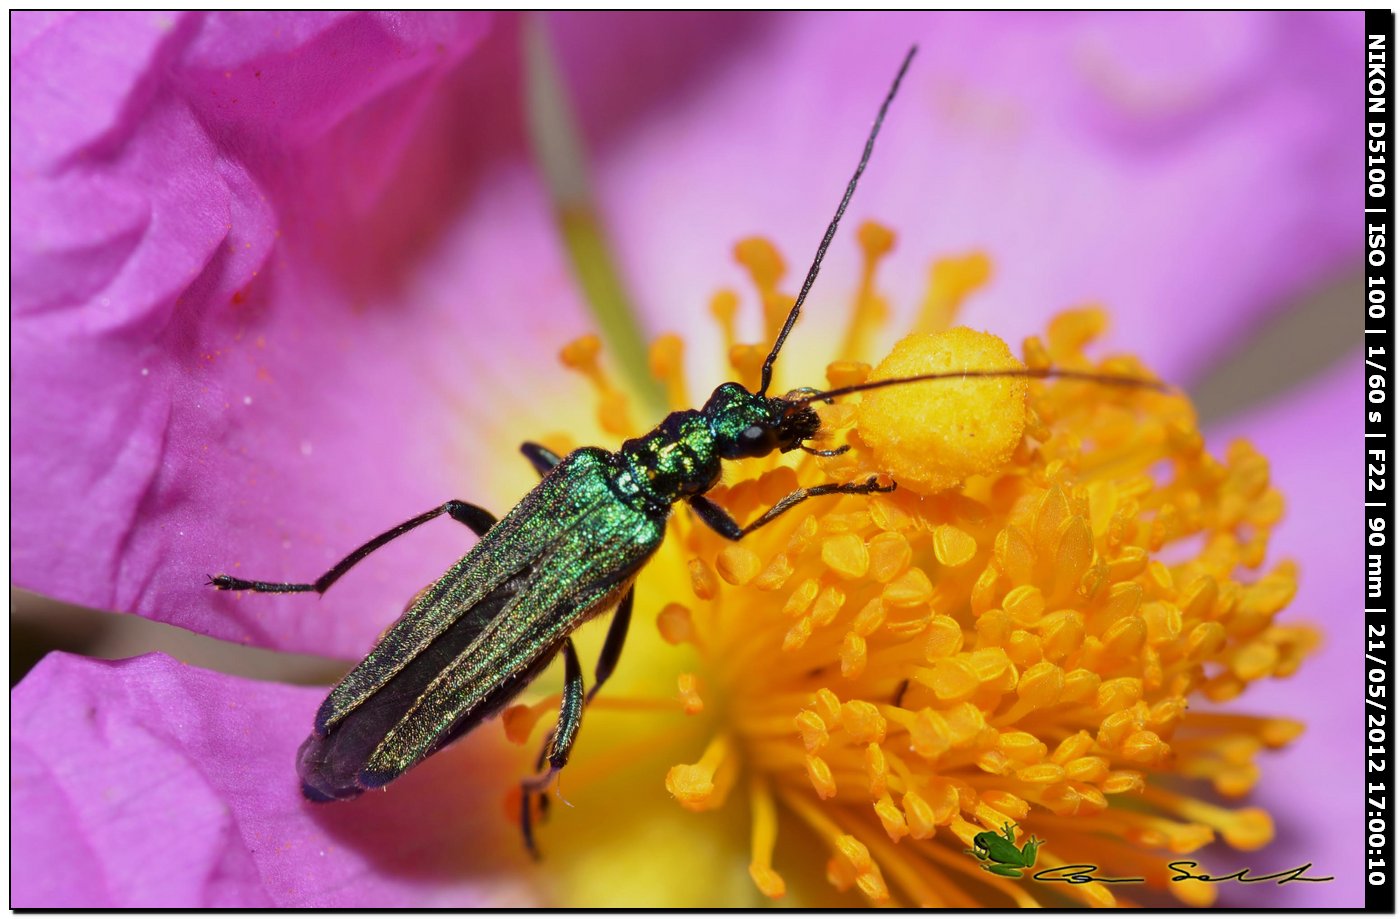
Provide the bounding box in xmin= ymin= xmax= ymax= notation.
xmin=965 ymin=822 xmax=1043 ymax=878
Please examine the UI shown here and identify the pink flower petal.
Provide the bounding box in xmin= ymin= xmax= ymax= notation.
xmin=1206 ymin=357 xmax=1362 ymax=905
xmin=12 ymin=652 xmax=539 ymax=907
xmin=13 ymin=12 xmax=524 ymax=656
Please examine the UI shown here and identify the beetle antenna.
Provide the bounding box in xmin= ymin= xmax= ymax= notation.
xmin=757 ymin=45 xmax=917 ymax=397
xmin=792 ymin=367 xmax=1170 ymax=405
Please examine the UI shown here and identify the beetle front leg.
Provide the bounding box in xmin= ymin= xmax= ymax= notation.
xmin=520 ymin=637 xmax=585 ymax=859
xmin=689 ymin=476 xmax=895 ymax=541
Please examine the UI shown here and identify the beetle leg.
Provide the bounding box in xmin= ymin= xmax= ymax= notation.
xmin=689 ymin=476 xmax=896 ymax=541
xmin=521 ymin=637 xmax=585 ymax=859
xmin=208 ymin=500 xmax=498 ymax=594
xmin=587 ymin=586 xmax=633 ymax=703
xmin=522 ymin=585 xmax=634 ymax=837
xmin=521 ymin=441 xmax=563 ymax=477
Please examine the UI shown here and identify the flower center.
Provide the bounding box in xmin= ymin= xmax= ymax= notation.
xmin=506 ymin=224 xmax=1315 ymax=908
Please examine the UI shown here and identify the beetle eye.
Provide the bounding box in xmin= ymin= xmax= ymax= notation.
xmin=740 ymin=424 xmax=766 ymax=444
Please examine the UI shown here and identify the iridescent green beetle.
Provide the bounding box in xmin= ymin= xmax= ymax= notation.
xmin=210 ymin=46 xmax=1155 ymax=854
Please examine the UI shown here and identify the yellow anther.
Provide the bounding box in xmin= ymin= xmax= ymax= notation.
xmin=924 ymin=615 xmax=964 ymax=660
xmin=1142 ymin=601 xmax=1183 ymax=644
xmin=1064 ymin=756 xmax=1109 ymax=783
xmin=1051 ymin=731 xmax=1095 ymax=765
xmin=1097 ymin=709 xmax=1139 ymax=750
xmin=858 ymin=220 xmax=896 ymax=259
xmin=782 ymin=617 xmax=813 ymax=651
xmin=910 ymin=709 xmax=952 ymax=760
xmin=752 ymin=552 xmax=794 ymax=591
xmin=1106 ymin=546 xmax=1149 ymax=581
xmin=874 ymin=794 xmax=909 ymax=842
xmin=812 ymin=585 xmax=845 ymax=627
xmin=865 ymin=742 xmax=888 ymax=797
xmin=501 ymin=697 xmax=554 ymax=745
xmin=1095 ymin=677 xmax=1144 ymax=716
xmin=1101 ymin=770 xmax=1145 ymax=795
xmin=971 ymin=565 xmax=1001 ymax=616
xmin=821 ymin=532 xmax=870 ymax=579
xmin=812 ymin=688 xmax=842 ymax=727
xmin=656 ymin=603 xmax=695 ymax=646
xmin=924 ymin=658 xmax=979 ymax=702
xmin=783 ymin=577 xmax=821 ymax=617
xmin=1121 ymin=730 xmax=1168 ymax=765
xmin=666 ymin=734 xmax=736 ymax=812
xmin=805 ymin=754 xmax=838 ymax=799
xmin=1003 ymin=585 xmax=1046 ymax=622
xmin=866 ymin=531 xmax=911 ymax=583
xmin=833 ymin=835 xmax=888 ymax=901
xmin=648 ymin=333 xmax=688 ymax=410
xmin=688 ymin=558 xmax=719 ymax=600
xmin=1007 ymin=629 xmax=1044 ymax=668
xmin=716 ymin=545 xmax=762 ymax=586
xmin=1021 ymin=334 xmax=1052 ymax=371
xmin=918 ymin=251 xmax=992 ymax=333
xmin=748 ymin=865 xmax=786 ymax=900
xmin=968 ymin=646 xmax=1012 ymax=683
xmin=826 ymin=360 xmax=871 ymax=390
xmin=1015 ymin=763 xmax=1065 ymax=784
xmin=1222 ymin=808 xmax=1274 ymax=851
xmin=867 ymin=494 xmax=914 ymax=532
xmin=710 ymin=289 xmax=740 ymax=351
xmin=882 ymin=568 xmax=933 ymax=607
xmin=795 ymin=709 xmax=829 ymax=753
xmin=1186 ymin=621 xmax=1227 ymax=662
xmin=1016 ymin=661 xmax=1064 ymax=708
xmin=1046 ymin=306 xmax=1108 ymax=362
xmin=851 ymin=598 xmax=886 ymax=637
xmin=902 ymin=789 xmax=937 ymax=839
xmin=1102 ymin=615 xmax=1147 ymax=658
xmin=559 ymin=333 xmax=602 ymax=371
xmin=734 ymin=236 xmax=786 ymax=292
xmin=997 ymin=731 xmax=1048 ymax=765
xmin=840 ymin=700 xmax=887 ymax=744
xmin=841 ymin=632 xmax=868 ymax=678
xmin=1062 ymin=668 xmax=1101 ymax=704
xmin=1181 ymin=576 xmax=1219 ymax=620
xmin=677 ymin=673 xmax=704 ymax=715
xmin=932 ymin=524 xmax=978 ymax=567
xmin=857 ymin=328 xmax=1028 ymax=491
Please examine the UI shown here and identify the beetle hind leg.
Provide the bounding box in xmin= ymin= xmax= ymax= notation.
xmin=520 ymin=637 xmax=585 ymax=859
xmin=208 ymin=499 xmax=497 ymax=594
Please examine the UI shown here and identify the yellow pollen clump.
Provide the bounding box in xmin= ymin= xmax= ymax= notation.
xmin=856 ymin=327 xmax=1028 ymax=492
xmin=522 ymin=229 xmax=1318 ymax=909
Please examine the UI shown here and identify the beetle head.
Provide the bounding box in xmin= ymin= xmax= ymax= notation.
xmin=704 ymin=382 xmax=821 ymax=460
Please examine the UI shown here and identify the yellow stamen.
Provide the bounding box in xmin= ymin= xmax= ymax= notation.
xmin=666 ymin=733 xmax=738 ymax=812
xmin=839 ymin=221 xmax=896 ymax=361
xmin=748 ymin=777 xmax=787 ymax=899
xmin=559 ymin=334 xmax=634 ymax=436
xmin=533 ymin=230 xmax=1317 ymax=908
xmin=648 ymin=334 xmax=689 ymax=412
xmin=916 ymin=251 xmax=992 ymax=333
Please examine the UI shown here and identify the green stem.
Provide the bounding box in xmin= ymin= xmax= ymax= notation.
xmin=522 ymin=14 xmax=666 ymax=417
